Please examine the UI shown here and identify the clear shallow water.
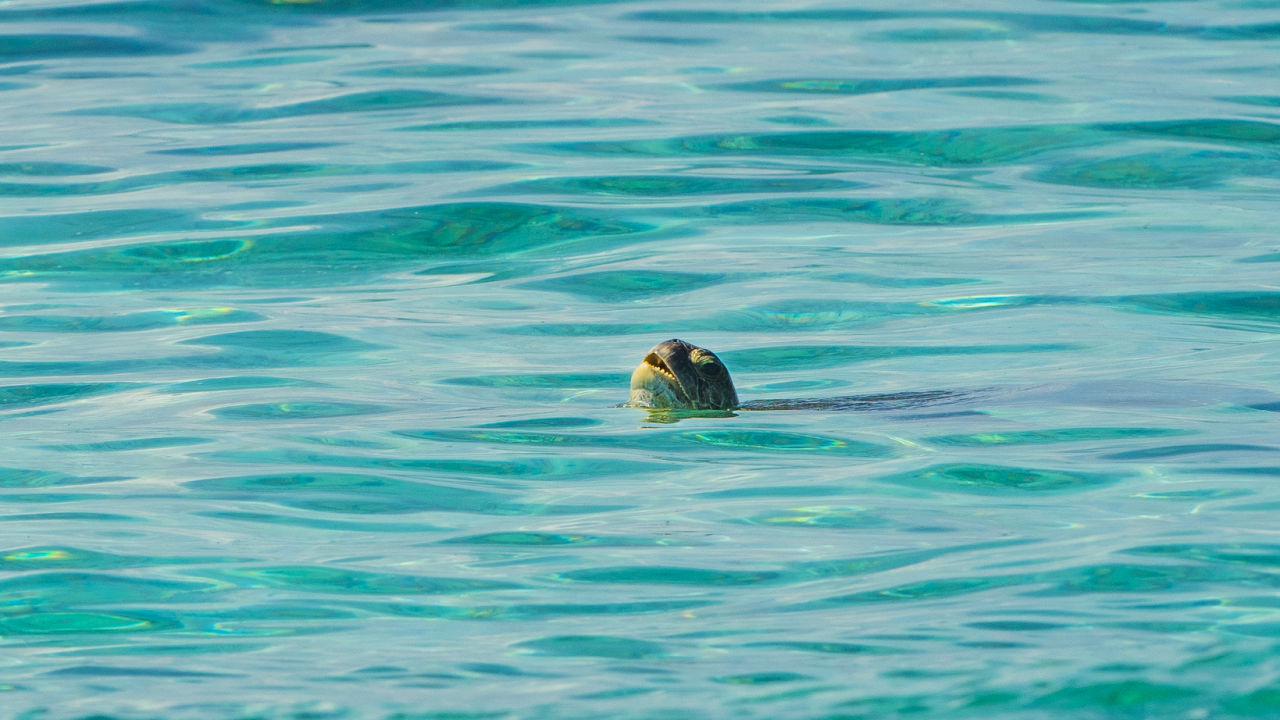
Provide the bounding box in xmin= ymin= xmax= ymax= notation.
xmin=2 ymin=0 xmax=1280 ymax=717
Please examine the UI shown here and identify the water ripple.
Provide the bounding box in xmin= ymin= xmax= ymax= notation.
xmin=479 ymin=174 xmax=861 ymax=198
xmin=0 ymin=382 xmax=141 ymax=409
xmin=0 ymin=308 xmax=263 ymax=332
xmin=625 ymin=9 xmax=1280 ymax=41
xmin=518 ymin=270 xmax=730 ymax=301
xmin=195 ymin=565 xmax=521 ymax=595
xmin=72 ymin=89 xmax=505 ymax=125
xmin=209 ymin=401 xmax=394 ymax=420
xmin=0 ymin=202 xmax=652 ymax=288
xmin=713 ymin=75 xmax=1040 ymax=95
xmin=515 ymin=635 xmax=667 ymax=659
xmin=535 ymin=124 xmax=1104 ymax=166
xmin=0 ymin=160 xmax=517 ymax=197
xmin=879 ymin=463 xmax=1124 ymax=494
xmin=0 ymin=34 xmax=185 ymax=60
xmin=0 ymin=467 xmax=130 ymax=488
xmin=0 ymin=209 xmax=236 ymax=246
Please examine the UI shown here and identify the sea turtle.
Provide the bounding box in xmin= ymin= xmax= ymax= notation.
xmin=628 ymin=338 xmax=957 ymax=413
xmin=629 ymin=338 xmax=739 ymax=411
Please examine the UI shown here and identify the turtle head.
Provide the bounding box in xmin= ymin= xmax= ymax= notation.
xmin=628 ymin=338 xmax=738 ymax=410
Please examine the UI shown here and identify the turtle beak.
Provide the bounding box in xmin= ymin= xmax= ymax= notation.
xmin=631 ymin=352 xmax=692 ymax=407
xmin=643 ymin=352 xmax=674 ymax=379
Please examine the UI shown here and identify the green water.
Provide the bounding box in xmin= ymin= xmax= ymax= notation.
xmin=2 ymin=0 xmax=1280 ymax=718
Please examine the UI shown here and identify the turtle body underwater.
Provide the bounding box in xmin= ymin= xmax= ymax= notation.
xmin=628 ymin=338 xmax=960 ymax=413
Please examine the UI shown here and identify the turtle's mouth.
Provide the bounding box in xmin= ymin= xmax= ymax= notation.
xmin=635 ymin=352 xmax=692 ymax=406
xmin=643 ymin=353 xmax=677 ymax=382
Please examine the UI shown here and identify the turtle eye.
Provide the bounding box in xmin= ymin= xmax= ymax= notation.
xmin=698 ymin=359 xmax=725 ymax=378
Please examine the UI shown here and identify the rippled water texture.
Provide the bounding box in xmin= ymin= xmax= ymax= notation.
xmin=3 ymin=1 xmax=1280 ymax=718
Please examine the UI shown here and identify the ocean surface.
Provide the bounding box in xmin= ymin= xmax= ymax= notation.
xmin=3 ymin=1 xmax=1280 ymax=718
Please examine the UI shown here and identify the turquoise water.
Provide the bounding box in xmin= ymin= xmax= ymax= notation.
xmin=3 ymin=0 xmax=1280 ymax=717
